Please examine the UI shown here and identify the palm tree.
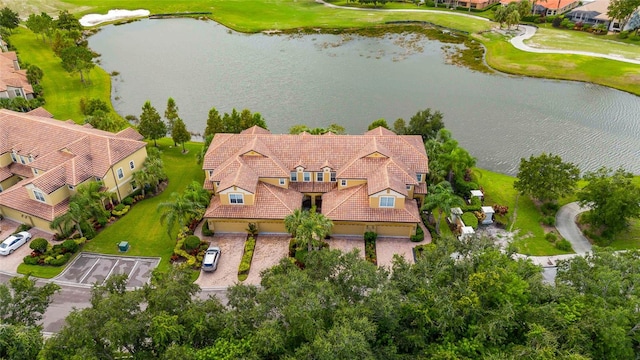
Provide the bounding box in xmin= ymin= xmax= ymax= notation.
xmin=50 ymin=201 xmax=90 ymax=238
xmin=74 ymin=181 xmax=111 ymax=219
xmin=157 ymin=193 xmax=203 ymax=240
xmin=291 ymin=209 xmax=333 ymax=252
xmin=183 ymin=181 xmax=211 ymax=208
xmin=284 ymin=209 xmax=306 ymax=238
xmin=422 ymin=181 xmax=464 ymax=235
xmin=132 ymin=169 xmax=152 ymax=197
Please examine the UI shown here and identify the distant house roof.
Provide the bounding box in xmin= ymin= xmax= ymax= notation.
xmin=26 ymin=107 xmax=54 ymax=118
xmin=500 ymin=0 xmax=578 ymax=9
xmin=0 ymin=51 xmax=32 ymax=96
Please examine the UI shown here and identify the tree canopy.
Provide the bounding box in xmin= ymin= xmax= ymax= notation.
xmin=204 ymin=107 xmax=267 ymax=138
xmin=60 ymin=45 xmax=95 ymax=84
xmin=393 ymin=108 xmax=444 ymax=141
xmin=608 ymin=0 xmax=640 ymax=30
xmin=289 ymin=123 xmax=346 ymax=135
xmin=514 ymin=153 xmax=580 ymax=203
xmin=172 ymin=118 xmax=191 ymax=152
xmin=577 ymin=167 xmax=640 ymax=239
xmin=0 ymin=7 xmax=19 ymax=33
xmin=367 ymin=118 xmax=389 ymax=130
xmin=138 ymin=101 xmax=167 ymax=147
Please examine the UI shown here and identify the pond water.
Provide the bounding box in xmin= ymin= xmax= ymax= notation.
xmin=89 ymin=18 xmax=640 ymax=175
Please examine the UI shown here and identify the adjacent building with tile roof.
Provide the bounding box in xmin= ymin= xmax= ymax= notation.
xmin=0 ymin=109 xmax=147 ymax=231
xmin=0 ymin=51 xmax=34 ymax=100
xmin=500 ymin=0 xmax=580 ymax=15
xmin=202 ymin=126 xmax=429 ymax=237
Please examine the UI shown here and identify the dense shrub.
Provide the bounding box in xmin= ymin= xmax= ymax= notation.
xmin=202 ymin=221 xmax=214 ymax=236
xmin=173 ymin=234 xmax=196 ymax=267
xmin=49 ymin=253 xmax=72 ymax=266
xmin=112 ymin=205 xmax=130 ymax=217
xmin=410 ymin=226 xmax=424 ymax=242
xmin=238 ymin=236 xmax=257 ymax=280
xmin=122 ymin=197 xmax=134 ymax=206
xmin=618 ymin=30 xmax=629 ymax=39
xmin=522 ymin=14 xmax=541 ymax=22
xmin=288 ymin=238 xmax=297 ymax=257
xmin=540 ymin=202 xmax=560 ymax=216
xmin=184 ymin=235 xmax=201 ymax=251
xmin=541 ymin=216 xmax=556 ymax=226
xmin=461 ymin=212 xmax=479 ymax=229
xmin=29 ymin=238 xmax=49 ymax=253
xmin=560 ymin=19 xmax=575 ymax=29
xmin=364 ymin=232 xmax=377 ymax=265
xmin=545 ymin=232 xmax=558 ymax=242
xmin=62 ymin=239 xmax=79 ymax=253
xmin=552 ymin=16 xmax=563 ymax=28
xmin=23 ymin=256 xmax=39 ymax=265
xmin=462 ymin=197 xmax=482 ymax=212
xmin=556 ymin=239 xmax=572 ymax=251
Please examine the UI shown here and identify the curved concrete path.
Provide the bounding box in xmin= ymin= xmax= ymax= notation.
xmin=555 ymin=201 xmax=592 ymax=254
xmin=510 ymin=25 xmax=640 ymax=65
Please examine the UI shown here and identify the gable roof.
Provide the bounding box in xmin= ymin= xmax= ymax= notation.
xmin=205 ymin=182 xmax=303 ymax=220
xmin=0 ymin=51 xmax=32 ymax=96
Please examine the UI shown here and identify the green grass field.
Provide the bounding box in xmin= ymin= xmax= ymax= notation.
xmin=17 ymin=262 xmax=68 ymax=278
xmin=527 ymin=27 xmax=640 ymax=61
xmin=82 ymin=138 xmax=204 ymax=272
xmin=9 ymin=27 xmax=114 ymax=122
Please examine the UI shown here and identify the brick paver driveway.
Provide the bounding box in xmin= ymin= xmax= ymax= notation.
xmin=195 ymin=234 xmax=246 ymax=288
xmin=0 ymin=219 xmax=55 ymax=273
xmin=329 ymin=236 xmax=365 ymax=258
xmin=245 ymin=235 xmax=290 ymax=285
xmin=376 ymin=237 xmax=421 ymax=269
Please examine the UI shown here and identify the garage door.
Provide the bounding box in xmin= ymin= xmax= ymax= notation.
xmin=212 ymin=221 xmax=249 ymax=233
xmin=258 ymin=221 xmax=286 ymax=234
xmin=332 ymin=223 xmax=365 ymax=236
xmin=376 ymin=224 xmax=414 ymax=237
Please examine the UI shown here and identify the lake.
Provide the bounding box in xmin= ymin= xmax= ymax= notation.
xmin=89 ymin=18 xmax=640 ymax=175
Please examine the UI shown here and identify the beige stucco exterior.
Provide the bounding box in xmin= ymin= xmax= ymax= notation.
xmin=331 ymin=221 xmax=416 ymax=237
xmin=0 ymin=206 xmax=51 ymax=230
xmin=218 ymin=187 xmax=255 ymax=205
xmin=0 ymin=153 xmax=12 ymax=167
xmin=207 ymin=218 xmax=287 ymax=234
xmin=369 ymin=189 xmax=406 ymax=209
xmin=0 ymin=176 xmax=20 ymax=192
xmin=102 ymin=147 xmax=147 ymax=201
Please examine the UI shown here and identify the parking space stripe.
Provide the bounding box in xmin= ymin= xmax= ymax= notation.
xmin=102 ymin=259 xmax=120 ymax=285
xmin=78 ymin=257 xmax=100 ymax=284
xmin=128 ymin=260 xmax=140 ymax=285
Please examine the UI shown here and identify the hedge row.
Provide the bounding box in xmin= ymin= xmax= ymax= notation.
xmin=238 ymin=236 xmax=256 ymax=281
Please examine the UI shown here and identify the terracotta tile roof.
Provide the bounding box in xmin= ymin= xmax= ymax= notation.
xmin=116 ymin=127 xmax=145 ymax=141
xmin=7 ymin=163 xmax=33 ymax=178
xmin=32 ymin=165 xmax=65 ymax=194
xmin=367 ymin=160 xmax=413 ymax=196
xmin=0 ymin=166 xmax=11 ymax=182
xmin=217 ymin=158 xmax=259 ymax=194
xmin=364 ymin=126 xmax=397 ymax=136
xmin=26 ymin=107 xmax=54 ymax=118
xmin=240 ymin=125 xmax=271 ymax=135
xmin=0 ymin=177 xmax=69 ymax=221
xmin=0 ymin=52 xmax=33 ymax=96
xmin=500 ymin=0 xmax=577 ymax=9
xmin=205 ymin=182 xmax=302 ymax=220
xmin=414 ymin=182 xmax=428 ymax=195
xmin=322 ymin=184 xmax=421 ymax=223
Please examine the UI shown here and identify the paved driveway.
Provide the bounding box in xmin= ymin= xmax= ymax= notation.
xmin=556 ymin=202 xmax=592 ymax=254
xmin=195 ymin=234 xmax=246 ymax=288
xmin=245 ymin=235 xmax=289 ymax=285
xmin=0 ymin=219 xmax=55 ymax=273
xmin=376 ymin=237 xmax=420 ymax=269
xmin=330 ymin=236 xmax=365 ymax=258
xmin=55 ymin=253 xmax=160 ymax=288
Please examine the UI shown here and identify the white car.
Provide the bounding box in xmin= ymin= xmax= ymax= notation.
xmin=0 ymin=231 xmax=32 ymax=256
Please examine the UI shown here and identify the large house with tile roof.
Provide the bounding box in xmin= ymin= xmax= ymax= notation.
xmin=0 ymin=51 xmax=33 ymax=100
xmin=202 ymin=126 xmax=429 ymax=238
xmin=0 ymin=109 xmax=147 ymax=231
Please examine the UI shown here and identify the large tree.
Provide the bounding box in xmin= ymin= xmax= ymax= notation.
xmin=171 ymin=118 xmax=191 ymax=153
xmin=514 ymin=153 xmax=580 ymax=203
xmin=54 ymin=10 xmax=81 ymax=31
xmin=393 ymin=108 xmax=445 ymax=142
xmin=367 ymin=118 xmax=390 ymax=131
xmin=608 ymin=0 xmax=640 ymax=31
xmin=0 ymin=7 xmax=19 ymax=33
xmin=138 ymin=101 xmax=167 ymax=147
xmin=164 ymin=97 xmax=180 ymax=145
xmin=577 ymin=167 xmax=640 ymax=238
xmin=284 ymin=208 xmax=333 ymax=252
xmin=203 ymin=107 xmax=268 ymax=137
xmin=158 ymin=192 xmax=205 ymax=239
xmin=60 ymin=45 xmax=95 ymax=84
xmin=422 ymin=181 xmax=464 ymax=235
xmin=25 ymin=12 xmax=54 ymax=42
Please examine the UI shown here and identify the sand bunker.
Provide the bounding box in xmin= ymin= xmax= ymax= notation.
xmin=79 ymin=9 xmax=150 ymax=27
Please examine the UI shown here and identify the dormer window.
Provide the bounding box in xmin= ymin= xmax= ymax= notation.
xmin=416 ymin=173 xmax=423 ymax=182
xmin=330 ymin=172 xmax=336 ymax=182
xmin=379 ymin=196 xmax=395 ymax=208
xmin=229 ymin=193 xmax=244 ymax=204
xmin=341 ymin=179 xmax=347 ymax=187
xmin=406 ymin=185 xmax=412 ymax=190
xmin=303 ymin=172 xmax=311 ymax=182
xmin=33 ymin=190 xmax=45 ymax=202
xmin=290 ymin=172 xmax=297 ymax=182
xmin=316 ymin=172 xmax=324 ymax=182
xmin=279 ymin=178 xmax=286 ymax=185
xmin=10 ymin=153 xmax=16 ymax=162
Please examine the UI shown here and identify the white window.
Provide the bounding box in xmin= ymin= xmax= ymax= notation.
xmin=129 ymin=160 xmax=135 ymax=170
xmin=33 ymin=169 xmax=38 ymax=175
xmin=341 ymin=179 xmax=347 ymax=187
xmin=330 ymin=172 xmax=336 ymax=182
xmin=208 ymin=170 xmax=214 ymax=178
xmin=316 ymin=172 xmax=324 ymax=182
xmin=117 ymin=168 xmax=124 ymax=180
xmin=14 ymin=89 xmax=21 ymax=97
xmin=68 ymin=185 xmax=75 ymax=190
xmin=33 ymin=190 xmax=45 ymax=202
xmin=379 ymin=196 xmax=395 ymax=208
xmin=303 ymin=172 xmax=311 ymax=182
xmin=20 ymin=156 xmax=26 ymax=165
xmin=406 ymin=185 xmax=412 ymax=190
xmin=290 ymin=172 xmax=297 ymax=182
xmin=229 ymin=193 xmax=244 ymax=204
xmin=10 ymin=153 xmax=16 ymax=162
xmin=279 ymin=178 xmax=286 ymax=185
xmin=416 ymin=173 xmax=423 ymax=182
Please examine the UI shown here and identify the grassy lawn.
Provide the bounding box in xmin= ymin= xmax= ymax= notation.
xmin=9 ymin=27 xmax=115 ymax=122
xmin=474 ymin=168 xmax=571 ymax=256
xmin=607 ymin=218 xmax=640 ymax=250
xmin=526 ymin=27 xmax=640 ymax=61
xmin=82 ymin=138 xmax=204 ymax=272
xmin=478 ymin=32 xmax=640 ymax=96
xmin=17 ymin=262 xmax=67 ymax=278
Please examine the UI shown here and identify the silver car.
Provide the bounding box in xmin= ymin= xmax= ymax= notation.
xmin=0 ymin=231 xmax=32 ymax=256
xmin=202 ymin=246 xmax=221 ymax=272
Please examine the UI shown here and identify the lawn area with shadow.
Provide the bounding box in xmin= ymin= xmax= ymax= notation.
xmin=82 ymin=138 xmax=204 ymax=272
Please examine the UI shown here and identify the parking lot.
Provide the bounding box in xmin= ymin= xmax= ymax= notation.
xmin=55 ymin=253 xmax=160 ymax=288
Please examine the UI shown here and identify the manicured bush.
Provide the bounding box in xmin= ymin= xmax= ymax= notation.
xmin=49 ymin=253 xmax=72 ymax=266
xmin=122 ymin=197 xmax=134 ymax=206
xmin=23 ymin=256 xmax=39 ymax=265
xmin=62 ymin=239 xmax=79 ymax=253
xmin=560 ymin=19 xmax=574 ymax=29
xmin=556 ymin=239 xmax=572 ymax=251
xmin=410 ymin=226 xmax=424 ymax=242
xmin=184 ymin=235 xmax=201 ymax=251
xmin=112 ymin=205 xmax=130 ymax=217
xmin=202 ymin=221 xmax=214 ymax=236
xmin=552 ymin=16 xmax=563 ymax=28
xmin=30 ymin=238 xmax=49 ymax=253
xmin=545 ymin=232 xmax=557 ymax=242
xmin=364 ymin=231 xmax=378 ymax=242
xmin=238 ymin=236 xmax=257 ymax=280
xmin=461 ymin=212 xmax=478 ymax=229
xmin=113 ymin=203 xmax=126 ymax=211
